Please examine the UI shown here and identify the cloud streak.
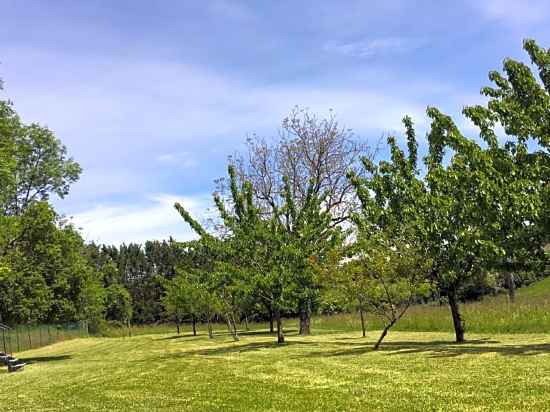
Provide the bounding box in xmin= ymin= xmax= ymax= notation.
xmin=70 ymin=193 xmax=212 ymax=245
xmin=324 ymin=37 xmax=425 ymax=58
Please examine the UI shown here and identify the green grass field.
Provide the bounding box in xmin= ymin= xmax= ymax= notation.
xmin=2 ymin=280 xmax=549 ymax=411
xmin=2 ymin=329 xmax=550 ymax=411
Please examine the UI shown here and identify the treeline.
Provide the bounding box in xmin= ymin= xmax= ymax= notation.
xmin=1 ymin=40 xmax=548 ymax=349
xmin=164 ymin=39 xmax=549 ymax=348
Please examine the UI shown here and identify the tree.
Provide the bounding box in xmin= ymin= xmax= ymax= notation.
xmin=349 ymin=39 xmax=549 ymax=343
xmin=229 ymin=108 xmax=372 ymax=335
xmin=0 ymin=98 xmax=81 ymax=216
xmin=355 ymin=236 xmax=431 ymax=349
xmin=0 ymin=202 xmax=105 ymax=325
xmin=104 ymin=284 xmax=132 ymax=324
xmin=463 ymin=39 xmax=549 ymax=301
xmin=175 ymin=164 xmax=343 ymax=344
xmin=162 ymin=273 xmax=195 ymax=334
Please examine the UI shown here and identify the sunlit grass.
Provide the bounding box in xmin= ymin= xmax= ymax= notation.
xmin=2 ymin=329 xmax=550 ymax=411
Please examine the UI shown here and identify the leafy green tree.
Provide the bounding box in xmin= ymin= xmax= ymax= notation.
xmin=104 ymin=283 xmax=132 ymax=324
xmin=175 ymin=165 xmax=343 ymax=343
xmin=355 ymin=236 xmax=431 ymax=349
xmin=0 ymin=98 xmax=81 ymax=216
xmin=463 ymin=39 xmax=549 ymax=300
xmin=350 ymin=39 xmax=548 ymax=343
xmin=0 ymin=202 xmax=104 ymax=325
xmin=162 ymin=272 xmax=198 ymax=335
xmin=229 ymin=108 xmax=371 ymax=335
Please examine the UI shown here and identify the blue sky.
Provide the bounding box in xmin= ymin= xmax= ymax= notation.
xmin=1 ymin=0 xmax=549 ymax=244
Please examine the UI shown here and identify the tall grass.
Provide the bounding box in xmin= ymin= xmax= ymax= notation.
xmin=314 ymin=287 xmax=550 ymax=335
xmin=100 ymin=278 xmax=550 ymax=339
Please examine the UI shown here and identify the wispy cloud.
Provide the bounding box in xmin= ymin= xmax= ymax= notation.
xmin=324 ymin=37 xmax=425 ymax=58
xmin=207 ymin=0 xmax=255 ymax=22
xmin=70 ymin=193 xmax=213 ymax=245
xmin=156 ymin=152 xmax=199 ymax=169
xmin=472 ymin=0 xmax=550 ymax=25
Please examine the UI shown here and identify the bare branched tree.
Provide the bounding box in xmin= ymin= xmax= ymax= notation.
xmin=233 ymin=107 xmax=373 ymax=225
xmin=218 ymin=107 xmax=375 ymax=335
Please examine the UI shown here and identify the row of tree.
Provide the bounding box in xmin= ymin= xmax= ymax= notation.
xmin=1 ymin=40 xmax=548 ymax=349
xmin=165 ymin=39 xmax=549 ymax=347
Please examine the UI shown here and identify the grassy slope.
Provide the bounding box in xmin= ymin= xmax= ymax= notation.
xmin=316 ymin=277 xmax=550 ymax=335
xmin=2 ymin=279 xmax=549 ymax=411
xmin=2 ymin=330 xmax=550 ymax=411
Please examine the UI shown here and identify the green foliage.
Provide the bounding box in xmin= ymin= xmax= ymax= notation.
xmin=0 ymin=202 xmax=104 ymax=324
xmin=174 ymin=164 xmax=344 ymax=343
xmin=349 ymin=39 xmax=549 ymax=343
xmin=0 ymin=99 xmax=81 ymax=216
xmin=104 ymin=283 xmax=132 ymax=322
xmin=0 ymin=88 xmax=99 ymax=326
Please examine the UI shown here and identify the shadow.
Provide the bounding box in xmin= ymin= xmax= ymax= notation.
xmin=156 ymin=333 xmax=199 ymax=341
xmin=239 ymin=328 xmax=298 ymax=337
xmin=156 ymin=328 xmax=299 ymax=341
xmin=153 ymin=340 xmax=316 ymax=360
xmin=301 ymin=338 xmax=550 ymax=358
xmin=19 ymin=355 xmax=72 ymax=364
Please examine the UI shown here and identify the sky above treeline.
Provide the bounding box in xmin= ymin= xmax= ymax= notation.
xmin=1 ymin=0 xmax=549 ymax=245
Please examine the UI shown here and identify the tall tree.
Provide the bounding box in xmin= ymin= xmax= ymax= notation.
xmin=463 ymin=39 xmax=549 ymax=300
xmin=229 ymin=108 xmax=370 ymax=335
xmin=350 ymin=39 xmax=549 ymax=343
xmin=0 ymin=96 xmax=81 ymax=216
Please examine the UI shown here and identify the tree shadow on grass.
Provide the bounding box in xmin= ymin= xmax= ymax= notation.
xmin=302 ymin=338 xmax=550 ymax=358
xmin=156 ymin=333 xmax=201 ymax=341
xmin=157 ymin=328 xmax=299 ymax=341
xmin=154 ymin=340 xmax=316 ymax=360
xmin=239 ymin=328 xmax=298 ymax=337
xmin=19 ymin=355 xmax=71 ymax=364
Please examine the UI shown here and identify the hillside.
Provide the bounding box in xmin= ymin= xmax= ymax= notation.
xmin=2 ymin=330 xmax=550 ymax=411
xmin=314 ymin=276 xmax=550 ymax=336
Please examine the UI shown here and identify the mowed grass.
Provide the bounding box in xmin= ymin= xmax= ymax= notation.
xmin=3 ymin=279 xmax=549 ymax=411
xmin=2 ymin=328 xmax=550 ymax=411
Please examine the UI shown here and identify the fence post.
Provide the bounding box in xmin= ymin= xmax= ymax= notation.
xmin=2 ymin=329 xmax=6 ymax=354
xmin=16 ymin=327 xmax=20 ymax=352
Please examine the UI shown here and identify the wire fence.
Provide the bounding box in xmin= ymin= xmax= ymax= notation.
xmin=0 ymin=321 xmax=88 ymax=355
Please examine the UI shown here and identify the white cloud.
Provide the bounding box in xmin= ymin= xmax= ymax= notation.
xmin=324 ymin=37 xmax=425 ymax=58
xmin=2 ymin=48 xmax=428 ymax=153
xmin=3 ymin=47 xmax=439 ymax=244
xmin=70 ymin=193 xmax=213 ymax=245
xmin=472 ymin=0 xmax=550 ymax=25
xmin=156 ymin=152 xmax=199 ymax=169
xmin=207 ymin=0 xmax=255 ymax=22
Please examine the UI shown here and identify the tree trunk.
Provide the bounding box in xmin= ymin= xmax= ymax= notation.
xmin=448 ymin=290 xmax=465 ymax=343
xmin=226 ymin=313 xmax=239 ymax=341
xmin=207 ymin=318 xmax=213 ymax=339
xmin=244 ymin=315 xmax=249 ymax=331
xmin=269 ymin=310 xmax=274 ymax=333
xmin=359 ymin=308 xmax=367 ymax=338
xmin=231 ymin=313 xmax=240 ymax=341
xmin=192 ymin=315 xmax=197 ymax=336
xmin=505 ymin=272 xmax=516 ymax=303
xmin=176 ymin=318 xmax=180 ymax=335
xmin=275 ymin=310 xmax=284 ymax=344
xmin=373 ymin=320 xmax=396 ymax=350
xmin=299 ymin=300 xmax=311 ymax=336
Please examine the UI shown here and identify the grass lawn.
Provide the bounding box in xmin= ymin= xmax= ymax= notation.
xmin=2 ymin=328 xmax=550 ymax=411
